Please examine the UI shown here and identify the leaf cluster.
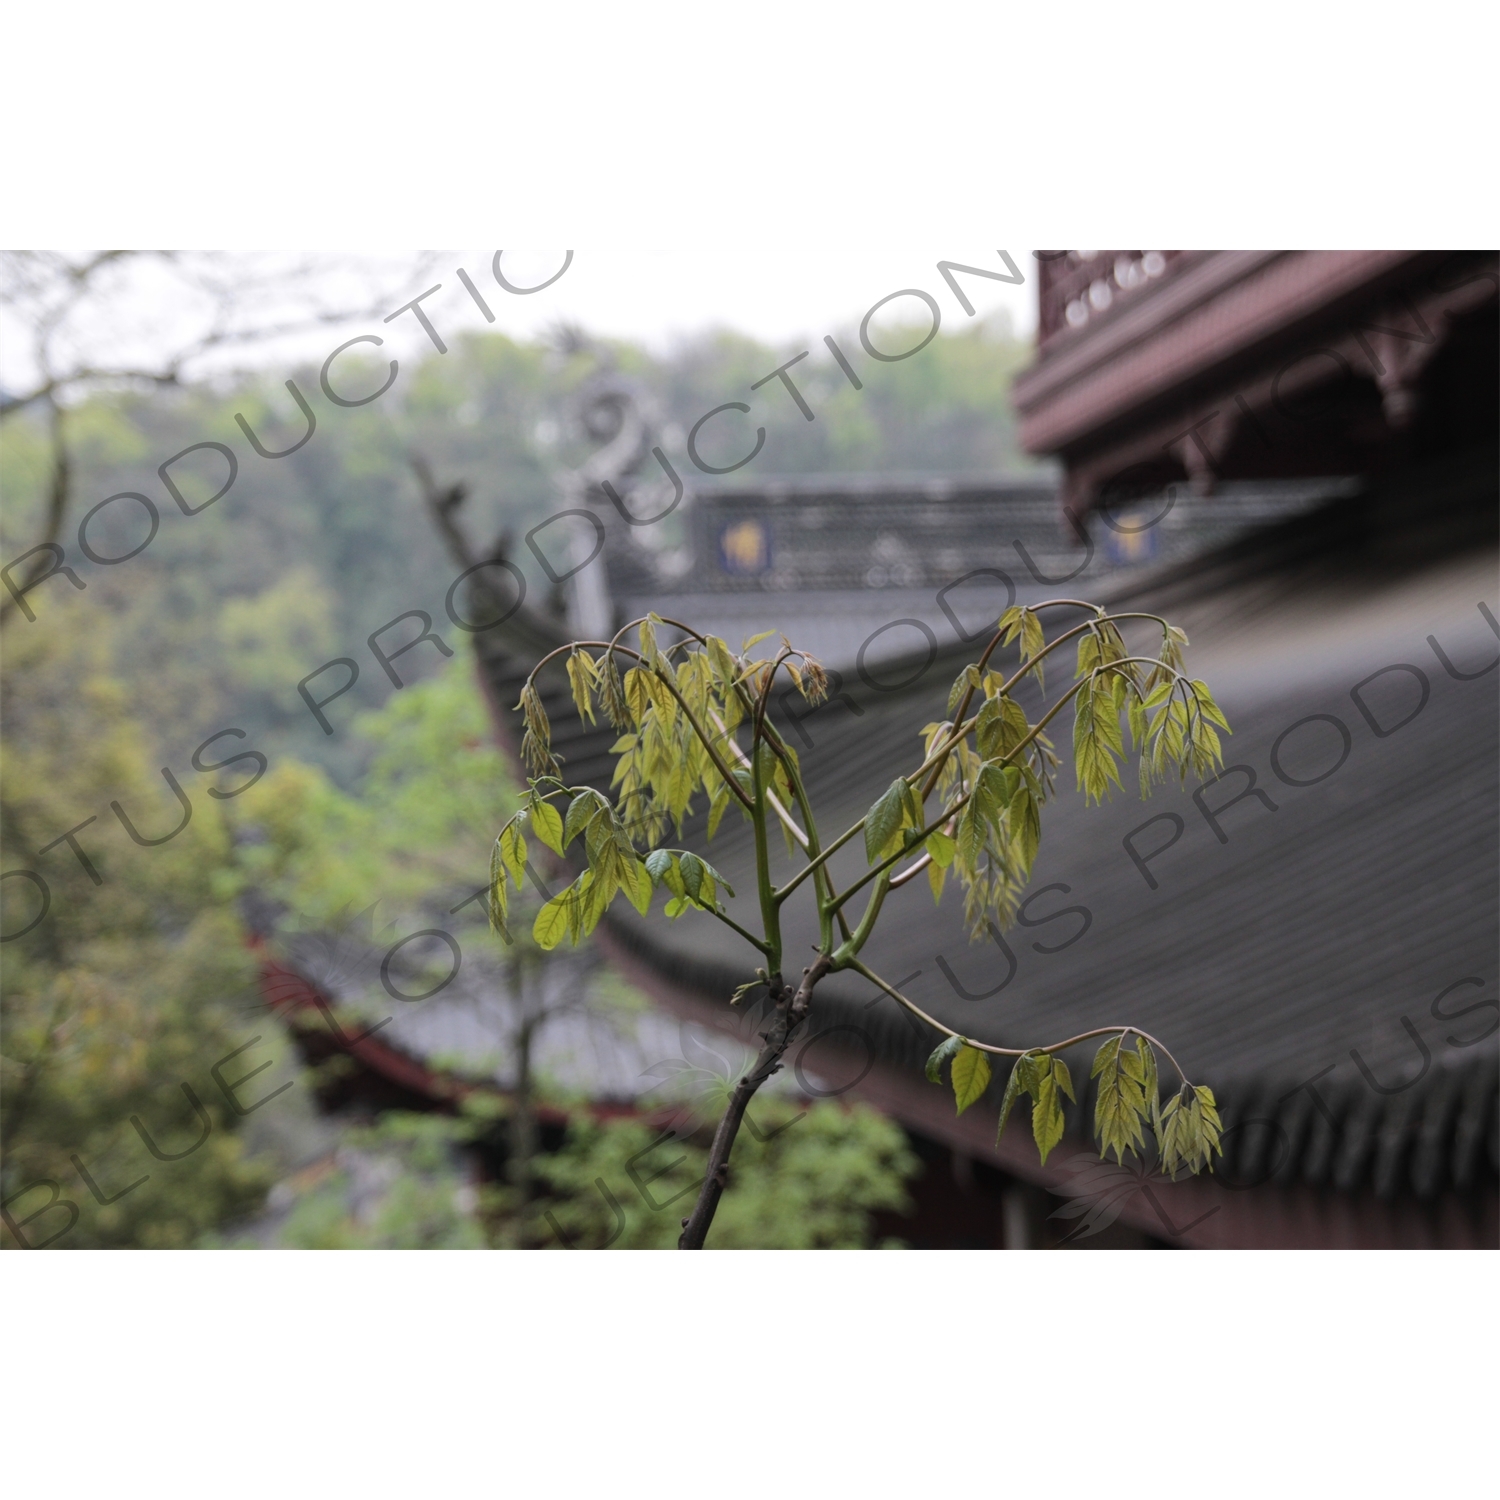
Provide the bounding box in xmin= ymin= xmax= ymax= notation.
xmin=996 ymin=1050 xmax=1076 ymax=1165
xmin=906 ymin=658 xmax=1054 ymax=938
xmin=490 ymin=784 xmax=652 ymax=949
xmin=499 ymin=619 xmax=818 ymax=951
xmin=967 ymin=1030 xmax=1221 ymax=1178
xmin=1158 ymin=1082 xmax=1223 ymax=1178
xmin=1072 ymin=619 xmax=1229 ymax=804
xmin=518 ymin=619 xmax=825 ymax=855
xmin=502 ymin=604 xmax=1232 ymax=1206
xmin=923 ymin=1034 xmax=992 ymax=1115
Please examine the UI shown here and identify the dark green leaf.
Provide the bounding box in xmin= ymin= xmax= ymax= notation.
xmin=563 ymin=791 xmax=597 ymax=849
xmin=975 ymin=694 xmax=1003 ymax=758
xmin=678 ymin=852 xmax=705 ymax=902
xmin=996 ymin=1052 xmax=1040 ymax=1143
xmin=864 ymin=779 xmax=907 ymax=864
xmin=925 ymin=1033 xmax=965 ymax=1084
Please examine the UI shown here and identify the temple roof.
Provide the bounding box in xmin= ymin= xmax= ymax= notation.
xmin=455 ymin=446 xmax=1498 ymax=1213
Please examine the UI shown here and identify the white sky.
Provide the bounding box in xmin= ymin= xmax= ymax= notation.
xmin=0 ymin=249 xmax=1037 ymax=396
xmin=471 ymin=248 xmax=1035 ymax=347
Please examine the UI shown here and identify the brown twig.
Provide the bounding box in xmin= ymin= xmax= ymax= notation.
xmin=677 ymin=955 xmax=830 ymax=1248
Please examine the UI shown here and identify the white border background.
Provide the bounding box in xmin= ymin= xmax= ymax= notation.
xmin=2 ymin=2 xmax=1495 ymax=1493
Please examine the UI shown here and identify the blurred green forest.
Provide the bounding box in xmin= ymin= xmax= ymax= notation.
xmin=1 ymin=315 xmax=1034 ymax=1248
xmin=1 ymin=314 xmax=1037 ymax=785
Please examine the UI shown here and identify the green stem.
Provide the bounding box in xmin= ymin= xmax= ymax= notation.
xmin=848 ymin=959 xmax=1190 ymax=1084
xmin=773 ymin=819 xmax=864 ymax=904
xmin=759 ymin=720 xmax=850 ymax=947
xmin=832 ymin=868 xmax=892 ymax=966
xmin=702 ymin=903 xmax=773 ymax=956
xmin=750 ymin=736 xmax=782 ymax=974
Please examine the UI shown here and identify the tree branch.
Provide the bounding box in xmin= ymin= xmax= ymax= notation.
xmin=848 ymin=959 xmax=1190 ymax=1083
xmin=677 ymin=956 xmax=829 ymax=1248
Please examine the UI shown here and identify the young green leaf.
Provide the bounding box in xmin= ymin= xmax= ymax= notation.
xmin=1032 ymin=1061 xmax=1066 ymax=1163
xmin=638 ymin=616 xmax=660 ymax=669
xmin=974 ymin=761 xmax=1019 ymax=824
xmin=620 ymin=856 xmax=653 ymax=915
xmin=577 ymin=867 xmax=613 ymax=937
xmin=951 ymin=1045 xmax=993 ymax=1115
xmin=533 ymin=888 xmax=573 ymax=949
xmin=529 ymin=798 xmax=566 ymax=856
xmin=696 ymin=858 xmax=735 ymax=899
xmin=623 ymin=668 xmax=652 ymax=727
xmin=1020 ymin=609 xmax=1046 ymax=692
xmin=1127 ymin=687 xmax=1148 ymax=753
xmin=706 ymin=784 xmax=731 ymax=839
xmin=925 ymin=829 xmax=956 ymax=868
xmin=955 ymin=800 xmax=987 ymax=872
xmin=974 ymin=694 xmax=1003 ymax=758
xmin=599 ymin=652 xmax=631 ymax=728
xmin=1191 ymin=679 xmax=1232 ymax=731
xmin=705 ymin=635 xmax=738 ymax=684
xmin=566 ymin=649 xmax=597 ymax=724
xmin=1092 ymin=1032 xmax=1149 ymax=1164
xmin=488 ymin=837 xmax=510 ymax=940
xmin=730 ymin=975 xmax=767 ymax=1006
xmin=1158 ymin=1083 xmax=1223 ymax=1178
xmin=499 ymin=820 xmax=527 ymax=890
xmin=1076 ymin=630 xmax=1100 ymax=679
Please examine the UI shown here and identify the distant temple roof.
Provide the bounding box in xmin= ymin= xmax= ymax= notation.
xmin=601 ymin=470 xmax=1350 ymax=671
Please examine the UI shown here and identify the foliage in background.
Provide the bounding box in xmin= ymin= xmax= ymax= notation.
xmin=0 ymin=595 xmax=280 ymax=1247
xmin=1 ymin=313 xmax=1034 ymax=1250
xmin=532 ymin=1099 xmax=916 ymax=1249
xmin=225 ymin=658 xmax=519 ymax=928
xmin=227 ymin=1096 xmax=918 ymax=1251
xmin=228 ymin=1113 xmax=488 ymax=1250
xmin=0 ymin=317 xmax=1038 ymax=789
